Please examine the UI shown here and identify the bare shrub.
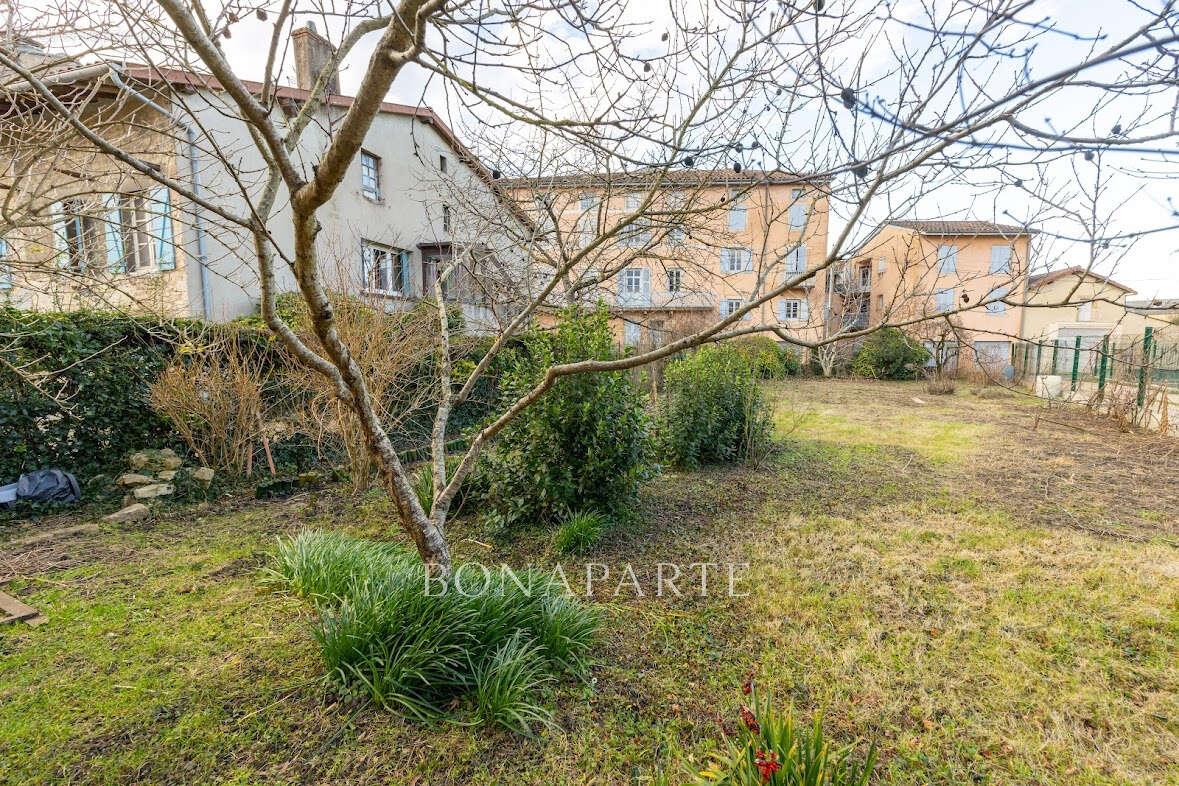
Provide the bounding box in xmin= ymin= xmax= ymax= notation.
xmin=149 ymin=327 xmax=271 ymax=473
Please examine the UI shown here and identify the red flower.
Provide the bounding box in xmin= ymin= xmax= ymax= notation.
xmin=741 ymin=669 xmax=754 ymax=695
xmin=754 ymin=749 xmax=781 ymax=782
xmin=739 ymin=704 xmax=761 ymax=735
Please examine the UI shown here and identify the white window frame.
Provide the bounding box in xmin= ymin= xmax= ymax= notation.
xmin=666 ymin=268 xmax=682 ymax=292
xmin=783 ymin=246 xmax=806 ymax=274
xmin=623 ymin=267 xmax=643 ymax=294
xmin=623 ymin=320 xmax=641 ymax=347
xmin=442 ymin=204 xmax=451 ymax=233
xmin=360 ymin=150 xmax=381 ymax=200
xmin=438 ymin=154 xmax=448 ymax=173
xmin=1077 ymin=301 xmax=1092 ymax=322
xmin=779 ymin=299 xmax=801 ymax=321
xmin=722 ymin=247 xmax=752 ymax=274
xmin=720 ymin=298 xmax=744 ymax=318
xmin=937 ymin=244 xmax=958 ymax=274
xmin=362 ymin=240 xmax=409 ymax=296
xmin=877 ymin=257 xmax=887 ymax=275
xmin=858 ymin=265 xmax=871 ymax=288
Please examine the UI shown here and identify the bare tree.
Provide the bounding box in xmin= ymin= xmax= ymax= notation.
xmin=2 ymin=0 xmax=1179 ymax=572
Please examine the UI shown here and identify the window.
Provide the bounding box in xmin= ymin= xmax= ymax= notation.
xmin=442 ymin=204 xmax=451 ymax=233
xmin=935 ymin=287 xmax=954 ymax=313
xmin=624 ymin=320 xmax=641 ymax=347
xmin=877 ymin=294 xmax=884 ymax=312
xmin=439 ymin=154 xmax=448 ymax=173
xmin=578 ymin=194 xmax=598 ymax=248
xmin=783 ymin=246 xmax=806 ymax=274
xmin=937 ymin=244 xmax=958 ymax=274
xmin=721 ymin=247 xmax=752 ymax=273
xmin=580 ymin=193 xmax=597 ymax=211
xmin=986 ymin=286 xmax=1008 ymax=314
xmin=858 ymin=265 xmax=871 ymax=289
xmin=617 ymin=266 xmax=650 ymax=306
xmin=720 ymin=298 xmax=744 ymax=318
xmin=877 ymin=257 xmax=886 ymax=275
xmin=666 ymin=268 xmax=682 ymax=292
xmin=620 ymin=193 xmax=651 ymax=247
xmin=788 ymin=188 xmax=806 ymax=230
xmin=989 ymin=245 xmax=1012 ymax=274
xmin=667 ymin=191 xmax=685 ymax=246
xmin=1077 ymin=301 xmax=1092 ymax=321
xmin=974 ymin=341 xmax=1011 ymax=367
xmin=362 ymin=240 xmax=410 ymax=296
xmin=0 ymin=237 xmax=11 ymax=291
xmin=623 ymin=267 xmax=643 ymax=294
xmin=924 ymin=340 xmax=960 ymax=369
xmin=360 ymin=150 xmax=381 ymax=200
xmin=778 ymin=299 xmax=802 ymax=321
xmin=54 ymin=189 xmax=174 ymax=273
xmin=728 ymin=190 xmax=746 ymax=231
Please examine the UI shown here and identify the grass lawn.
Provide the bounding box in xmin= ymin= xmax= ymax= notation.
xmin=2 ymin=378 xmax=1178 ymax=785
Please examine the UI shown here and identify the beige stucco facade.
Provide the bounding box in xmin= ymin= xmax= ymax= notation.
xmin=1021 ymin=269 xmax=1171 ymax=345
xmin=836 ymin=221 xmax=1033 ymax=372
xmin=507 ymin=171 xmax=830 ymax=354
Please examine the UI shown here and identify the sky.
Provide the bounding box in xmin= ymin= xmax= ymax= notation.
xmin=209 ymin=0 xmax=1179 ymax=298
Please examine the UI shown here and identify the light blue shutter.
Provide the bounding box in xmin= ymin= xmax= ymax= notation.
xmin=640 ymin=268 xmax=651 ymax=304
xmin=743 ymin=248 xmax=753 ymax=272
xmin=0 ymin=238 xmax=10 ymax=291
xmin=400 ymin=251 xmax=411 ymax=296
xmin=938 ymin=245 xmax=957 ymax=274
xmin=799 ymin=297 xmax=809 ymax=320
xmin=989 ymin=245 xmax=1011 ymax=273
xmin=151 ymin=187 xmax=175 ymax=270
xmin=720 ymin=248 xmax=731 ymax=274
xmin=52 ymin=201 xmax=71 ymax=268
xmin=104 ymin=194 xmax=126 ymax=272
xmin=776 ymin=301 xmax=786 ymax=321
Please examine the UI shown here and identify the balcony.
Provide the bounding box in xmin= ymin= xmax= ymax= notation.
xmin=613 ymin=290 xmax=715 ymax=311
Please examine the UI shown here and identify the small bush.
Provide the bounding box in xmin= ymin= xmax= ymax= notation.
xmin=656 ymin=344 xmax=774 ymax=469
xmin=700 ymin=681 xmax=876 ymax=785
xmin=732 ymin=336 xmax=787 ymax=379
xmin=268 ymin=530 xmax=598 ymax=732
xmin=923 ymin=373 xmax=956 ymax=395
xmin=552 ymin=510 xmax=608 ymax=556
xmin=850 ymin=328 xmax=930 ymax=380
xmin=481 ymin=306 xmax=651 ymax=531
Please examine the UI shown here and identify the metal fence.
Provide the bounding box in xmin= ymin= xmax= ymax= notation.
xmin=1015 ymin=326 xmax=1177 ymax=431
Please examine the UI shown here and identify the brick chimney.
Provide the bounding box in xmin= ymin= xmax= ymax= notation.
xmin=292 ymin=22 xmax=339 ymax=94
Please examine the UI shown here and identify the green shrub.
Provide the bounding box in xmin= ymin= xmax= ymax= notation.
xmin=552 ymin=510 xmax=609 ymax=556
xmin=701 ymin=687 xmax=876 ymax=785
xmin=481 ymin=306 xmax=651 ymax=531
xmin=850 ymin=328 xmax=930 ymax=380
xmin=656 ymin=344 xmax=773 ymax=469
xmin=732 ymin=336 xmax=787 ymax=379
xmin=268 ymin=530 xmax=598 ymax=733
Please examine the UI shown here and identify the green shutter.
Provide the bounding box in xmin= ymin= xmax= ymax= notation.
xmin=151 ymin=187 xmax=175 ymax=270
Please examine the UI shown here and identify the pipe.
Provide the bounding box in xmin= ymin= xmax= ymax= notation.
xmin=107 ymin=68 xmax=212 ymax=320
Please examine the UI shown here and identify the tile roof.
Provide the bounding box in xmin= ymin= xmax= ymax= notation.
xmin=1027 ymin=266 xmax=1135 ymax=293
xmin=888 ymin=220 xmax=1036 ymax=236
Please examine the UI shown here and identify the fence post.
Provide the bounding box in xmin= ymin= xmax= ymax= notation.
xmin=1022 ymin=343 xmax=1030 ymax=380
xmin=1097 ymin=335 xmax=1109 ymax=396
xmin=1137 ymin=326 xmax=1154 ymax=407
xmin=1070 ymin=336 xmax=1082 ymax=393
xmin=1035 ymin=342 xmax=1043 ymax=379
xmin=1051 ymin=339 xmax=1060 ymax=375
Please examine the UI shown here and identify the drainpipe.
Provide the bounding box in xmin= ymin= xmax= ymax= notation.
xmin=107 ymin=68 xmax=213 ymax=320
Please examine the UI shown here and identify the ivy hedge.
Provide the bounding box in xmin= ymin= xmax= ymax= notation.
xmin=0 ymin=308 xmax=194 ymax=481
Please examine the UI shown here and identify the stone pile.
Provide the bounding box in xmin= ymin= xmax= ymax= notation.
xmin=102 ymin=449 xmax=215 ymax=523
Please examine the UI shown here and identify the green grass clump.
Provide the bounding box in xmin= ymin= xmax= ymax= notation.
xmin=700 ymin=691 xmax=876 ymax=785
xmin=269 ymin=530 xmax=597 ymax=733
xmin=552 ymin=510 xmax=608 ymax=555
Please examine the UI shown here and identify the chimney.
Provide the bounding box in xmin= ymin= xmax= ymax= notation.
xmin=292 ymin=22 xmax=339 ymax=94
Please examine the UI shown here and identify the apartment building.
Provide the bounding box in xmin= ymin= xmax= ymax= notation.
xmin=0 ymin=27 xmax=526 ymax=330
xmin=502 ymin=169 xmax=830 ymax=350
xmin=834 ymin=220 xmax=1034 ymax=372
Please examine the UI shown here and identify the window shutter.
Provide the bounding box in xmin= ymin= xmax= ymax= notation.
xmin=640 ymin=268 xmax=651 ymax=301
xmin=989 ymin=245 xmax=1011 ymax=273
xmin=720 ymin=248 xmax=730 ymax=273
xmin=743 ymin=248 xmax=753 ymax=272
xmin=776 ymin=301 xmax=786 ymax=321
xmin=151 ymin=187 xmax=176 ymax=270
xmin=104 ymin=194 xmax=126 ymax=272
xmin=400 ymin=251 xmax=412 ymax=296
xmin=789 ymin=203 xmax=805 ymax=229
xmin=52 ymin=201 xmax=71 ymax=268
xmin=617 ymin=270 xmax=625 ymax=298
xmin=361 ymin=244 xmax=372 ymax=288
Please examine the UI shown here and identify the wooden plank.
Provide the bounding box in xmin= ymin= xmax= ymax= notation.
xmin=0 ymin=590 xmax=40 ymax=625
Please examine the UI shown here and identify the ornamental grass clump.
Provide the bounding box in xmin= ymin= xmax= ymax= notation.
xmin=268 ymin=530 xmax=597 ymax=735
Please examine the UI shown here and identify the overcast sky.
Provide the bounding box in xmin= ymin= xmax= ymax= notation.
xmin=212 ymin=0 xmax=1179 ymax=299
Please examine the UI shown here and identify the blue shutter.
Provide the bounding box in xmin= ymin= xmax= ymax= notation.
xmin=400 ymin=251 xmax=411 ymax=296
xmin=151 ymin=187 xmax=175 ymax=270
xmin=104 ymin=194 xmax=126 ymax=273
